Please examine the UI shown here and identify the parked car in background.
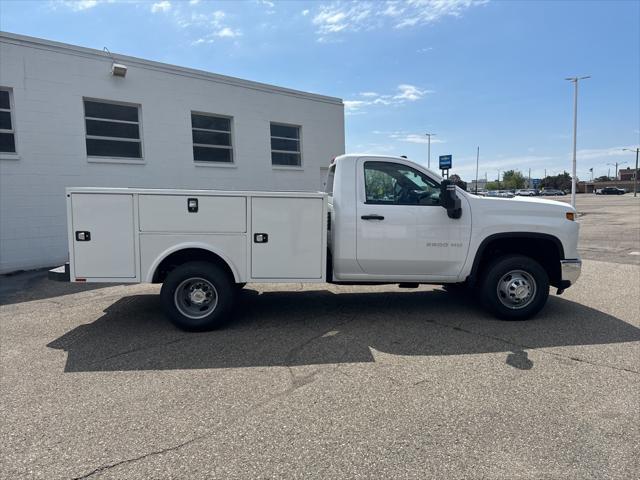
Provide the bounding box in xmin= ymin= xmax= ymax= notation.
xmin=486 ymin=190 xmax=515 ymax=198
xmin=515 ymin=189 xmax=538 ymax=196
xmin=541 ymin=189 xmax=566 ymax=196
xmin=596 ymin=186 xmax=626 ymax=195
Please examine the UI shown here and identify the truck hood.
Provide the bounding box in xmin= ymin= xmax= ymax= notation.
xmin=466 ymin=193 xmax=576 ymax=214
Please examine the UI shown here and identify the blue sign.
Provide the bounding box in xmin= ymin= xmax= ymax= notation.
xmin=439 ymin=155 xmax=452 ymax=169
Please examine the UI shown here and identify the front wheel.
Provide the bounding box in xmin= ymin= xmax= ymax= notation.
xmin=480 ymin=255 xmax=549 ymax=320
xmin=160 ymin=261 xmax=235 ymax=331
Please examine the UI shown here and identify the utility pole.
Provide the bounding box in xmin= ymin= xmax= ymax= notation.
xmin=608 ymin=161 xmax=627 ymax=180
xmin=565 ymin=75 xmax=590 ymax=208
xmin=528 ymin=168 xmax=531 ymax=188
xmin=425 ymin=133 xmax=436 ymax=169
xmin=475 ymin=146 xmax=480 ymax=194
xmin=623 ymin=148 xmax=640 ymax=197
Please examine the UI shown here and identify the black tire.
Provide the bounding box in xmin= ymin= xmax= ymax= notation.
xmin=480 ymin=254 xmax=549 ymax=320
xmin=235 ymin=282 xmax=247 ymax=290
xmin=160 ymin=261 xmax=235 ymax=331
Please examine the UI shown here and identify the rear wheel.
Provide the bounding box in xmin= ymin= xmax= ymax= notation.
xmin=480 ymin=255 xmax=549 ymax=320
xmin=160 ymin=261 xmax=235 ymax=331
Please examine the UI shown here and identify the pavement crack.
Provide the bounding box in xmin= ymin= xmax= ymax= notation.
xmin=70 ymin=359 xmax=341 ymax=479
xmin=85 ymin=337 xmax=187 ymax=368
xmin=71 ymin=433 xmax=207 ymax=479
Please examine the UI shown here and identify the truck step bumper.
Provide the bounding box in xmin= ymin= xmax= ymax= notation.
xmin=560 ymin=259 xmax=582 ymax=288
xmin=48 ymin=263 xmax=70 ymax=282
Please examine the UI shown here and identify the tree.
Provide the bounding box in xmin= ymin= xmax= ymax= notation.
xmin=539 ymin=172 xmax=573 ymax=191
xmin=485 ymin=181 xmax=501 ymax=191
xmin=595 ymin=175 xmax=610 ymax=182
xmin=502 ymin=170 xmax=526 ymax=189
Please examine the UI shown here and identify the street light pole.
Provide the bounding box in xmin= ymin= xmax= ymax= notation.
xmin=425 ymin=132 xmax=436 ymax=169
xmin=607 ymin=161 xmax=627 ymax=180
xmin=565 ymin=75 xmax=590 ymax=208
xmin=623 ymin=148 xmax=640 ymax=197
xmin=475 ymin=146 xmax=480 ymax=194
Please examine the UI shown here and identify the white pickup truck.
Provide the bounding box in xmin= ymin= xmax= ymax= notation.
xmin=50 ymin=154 xmax=581 ymax=331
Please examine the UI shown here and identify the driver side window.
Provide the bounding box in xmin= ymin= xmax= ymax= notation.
xmin=364 ymin=161 xmax=441 ymax=206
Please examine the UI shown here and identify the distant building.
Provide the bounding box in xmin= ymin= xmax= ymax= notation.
xmin=469 ymin=179 xmax=487 ymax=191
xmin=619 ymin=168 xmax=638 ymax=181
xmin=0 ymin=32 xmax=345 ymax=273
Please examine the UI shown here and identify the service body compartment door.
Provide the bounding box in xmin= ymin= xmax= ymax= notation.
xmin=139 ymin=195 xmax=246 ymax=233
xmin=251 ymin=197 xmax=323 ymax=279
xmin=71 ymin=194 xmax=135 ymax=278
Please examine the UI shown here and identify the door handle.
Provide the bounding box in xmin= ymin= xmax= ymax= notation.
xmin=361 ymin=214 xmax=384 ymax=220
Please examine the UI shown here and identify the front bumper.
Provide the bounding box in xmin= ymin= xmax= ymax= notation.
xmin=560 ymin=259 xmax=582 ymax=287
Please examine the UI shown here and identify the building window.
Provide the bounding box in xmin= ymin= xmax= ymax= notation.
xmin=271 ymin=123 xmax=301 ymax=166
xmin=0 ymin=88 xmax=16 ymax=154
xmin=191 ymin=112 xmax=233 ymax=163
xmin=84 ymin=99 xmax=142 ymax=159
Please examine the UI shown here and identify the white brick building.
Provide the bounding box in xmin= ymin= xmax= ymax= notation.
xmin=0 ymin=32 xmax=345 ymax=273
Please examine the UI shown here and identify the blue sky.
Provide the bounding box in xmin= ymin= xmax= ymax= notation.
xmin=1 ymin=0 xmax=638 ymax=180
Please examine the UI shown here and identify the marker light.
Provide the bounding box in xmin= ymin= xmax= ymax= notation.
xmin=566 ymin=212 xmax=575 ymax=221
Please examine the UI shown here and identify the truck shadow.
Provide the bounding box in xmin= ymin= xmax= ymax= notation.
xmin=48 ymin=288 xmax=640 ymax=372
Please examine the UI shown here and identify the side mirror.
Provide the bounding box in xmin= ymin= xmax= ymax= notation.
xmin=440 ymin=180 xmax=462 ymax=219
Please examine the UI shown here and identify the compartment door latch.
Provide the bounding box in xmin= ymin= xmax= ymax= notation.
xmin=254 ymin=233 xmax=269 ymax=243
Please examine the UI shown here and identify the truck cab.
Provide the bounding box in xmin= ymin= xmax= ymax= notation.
xmin=326 ymin=154 xmax=581 ymax=318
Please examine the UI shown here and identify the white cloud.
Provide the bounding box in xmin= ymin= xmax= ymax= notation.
xmin=311 ymin=0 xmax=487 ymax=38
xmin=390 ymin=133 xmax=445 ymax=144
xmin=344 ymin=100 xmax=368 ymax=114
xmin=313 ymin=3 xmax=373 ymax=35
xmin=74 ymin=0 xmax=98 ymax=9
xmin=151 ymin=1 xmax=171 ymax=13
xmin=302 ymin=9 xmax=310 ymax=16
xmin=216 ymin=27 xmax=242 ymax=38
xmin=53 ymin=0 xmax=106 ymax=11
xmin=394 ymin=84 xmax=430 ymax=101
xmin=189 ymin=0 xmax=200 ymax=4
xmin=574 ymin=146 xmax=637 ymax=161
xmin=344 ymin=84 xmax=432 ymax=114
xmin=177 ymin=9 xmax=242 ymax=44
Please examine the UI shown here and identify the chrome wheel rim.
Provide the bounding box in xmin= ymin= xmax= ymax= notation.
xmin=174 ymin=277 xmax=218 ymax=319
xmin=496 ymin=270 xmax=537 ymax=309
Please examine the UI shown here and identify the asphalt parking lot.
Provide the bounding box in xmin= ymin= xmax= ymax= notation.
xmin=541 ymin=193 xmax=640 ymax=265
xmin=1 ymin=195 xmax=639 ymax=479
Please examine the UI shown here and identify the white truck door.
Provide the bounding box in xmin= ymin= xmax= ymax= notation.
xmin=71 ymin=193 xmax=136 ymax=279
xmin=355 ymin=159 xmax=471 ymax=278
